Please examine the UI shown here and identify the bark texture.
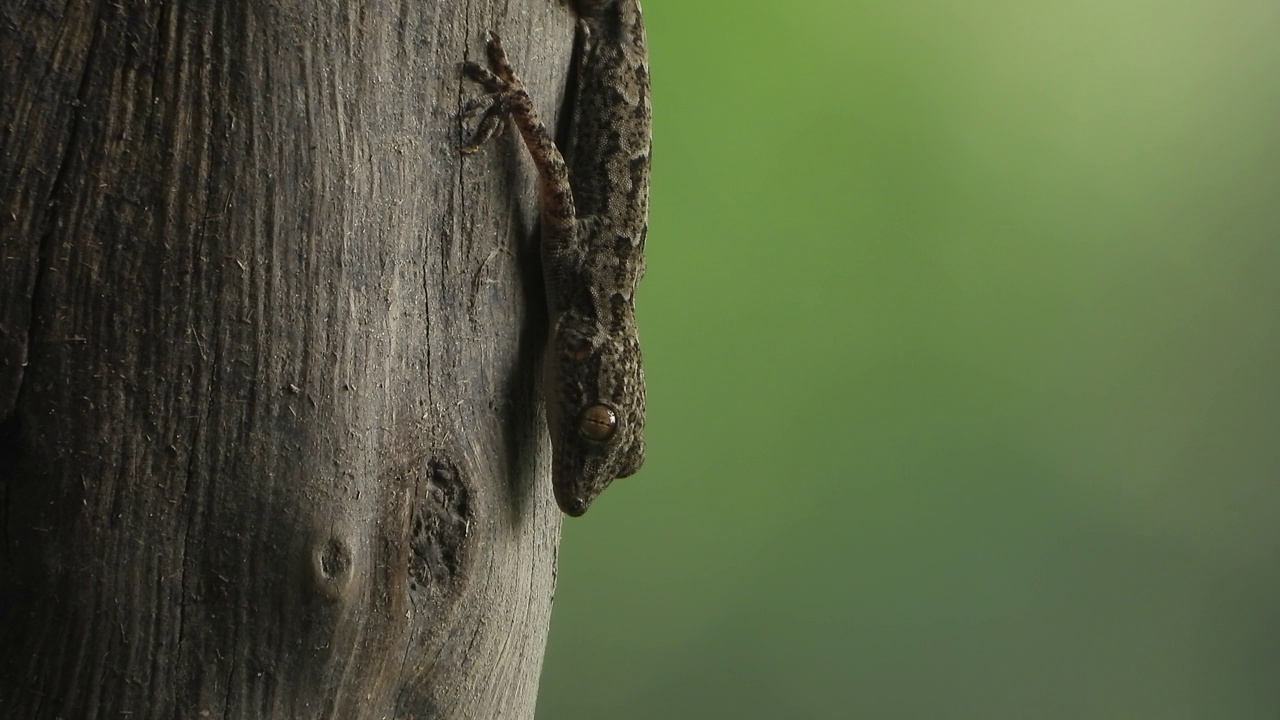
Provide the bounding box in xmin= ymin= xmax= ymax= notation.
xmin=0 ymin=1 xmax=574 ymax=717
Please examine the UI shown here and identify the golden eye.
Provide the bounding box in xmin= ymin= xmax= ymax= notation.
xmin=570 ymin=340 xmax=592 ymax=361
xmin=578 ymin=405 xmax=618 ymax=441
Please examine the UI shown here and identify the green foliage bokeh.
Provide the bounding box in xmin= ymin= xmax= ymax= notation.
xmin=539 ymin=1 xmax=1280 ymax=717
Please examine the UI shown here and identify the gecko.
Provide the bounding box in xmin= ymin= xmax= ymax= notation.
xmin=460 ymin=0 xmax=651 ymax=516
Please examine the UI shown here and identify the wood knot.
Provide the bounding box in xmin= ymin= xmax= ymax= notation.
xmin=308 ymin=535 xmax=355 ymax=601
xmin=408 ymin=456 xmax=472 ymax=595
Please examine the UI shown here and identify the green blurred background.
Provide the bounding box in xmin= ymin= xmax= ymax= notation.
xmin=538 ymin=1 xmax=1280 ymax=717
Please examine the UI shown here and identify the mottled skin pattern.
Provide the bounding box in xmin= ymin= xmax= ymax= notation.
xmin=462 ymin=0 xmax=651 ymax=516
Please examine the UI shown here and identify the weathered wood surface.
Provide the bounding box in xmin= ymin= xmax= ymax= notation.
xmin=0 ymin=2 xmax=573 ymax=717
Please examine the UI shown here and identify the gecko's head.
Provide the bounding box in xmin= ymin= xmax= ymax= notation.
xmin=544 ymin=302 xmax=646 ymax=517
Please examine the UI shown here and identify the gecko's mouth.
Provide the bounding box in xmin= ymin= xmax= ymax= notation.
xmin=553 ymin=472 xmax=598 ymax=517
xmin=553 ymin=485 xmax=589 ymax=516
xmin=559 ymin=496 xmax=589 ymax=517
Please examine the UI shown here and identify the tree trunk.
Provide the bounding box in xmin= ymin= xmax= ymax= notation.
xmin=0 ymin=1 xmax=572 ymax=717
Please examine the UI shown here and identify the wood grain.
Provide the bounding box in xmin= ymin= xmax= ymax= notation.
xmin=0 ymin=2 xmax=574 ymax=717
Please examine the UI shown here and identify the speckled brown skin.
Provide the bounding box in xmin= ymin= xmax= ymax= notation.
xmin=462 ymin=1 xmax=651 ymax=516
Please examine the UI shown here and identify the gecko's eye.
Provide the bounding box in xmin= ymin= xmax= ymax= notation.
xmin=579 ymin=404 xmax=618 ymax=441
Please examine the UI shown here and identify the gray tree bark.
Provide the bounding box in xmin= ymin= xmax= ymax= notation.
xmin=0 ymin=1 xmax=573 ymax=717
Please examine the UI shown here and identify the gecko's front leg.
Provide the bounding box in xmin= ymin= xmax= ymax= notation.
xmin=461 ymin=32 xmax=577 ymax=270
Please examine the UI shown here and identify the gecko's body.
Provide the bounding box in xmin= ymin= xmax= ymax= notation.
xmin=462 ymin=0 xmax=651 ymax=516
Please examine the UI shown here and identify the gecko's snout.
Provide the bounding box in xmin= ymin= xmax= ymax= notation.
xmin=560 ymin=496 xmax=589 ymax=517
